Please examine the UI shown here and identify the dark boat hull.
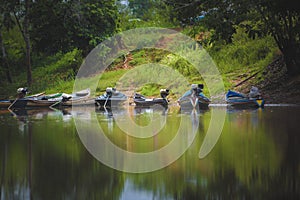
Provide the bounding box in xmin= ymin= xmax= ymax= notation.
xmin=134 ymin=98 xmax=168 ymax=108
xmin=178 ymin=96 xmax=210 ymax=110
xmin=0 ymin=99 xmax=28 ymax=108
xmin=226 ymin=98 xmax=265 ymax=108
xmin=95 ymin=98 xmax=127 ymax=108
xmin=178 ymin=99 xmax=209 ymax=110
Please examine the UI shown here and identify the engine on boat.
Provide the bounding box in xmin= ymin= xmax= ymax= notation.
xmin=249 ymin=86 xmax=261 ymax=99
xmin=160 ymin=89 xmax=170 ymax=99
xmin=17 ymin=87 xmax=28 ymax=98
xmin=106 ymin=87 xmax=118 ymax=98
xmin=191 ymin=84 xmax=203 ymax=96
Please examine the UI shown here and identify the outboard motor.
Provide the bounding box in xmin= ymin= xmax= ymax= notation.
xmin=160 ymin=89 xmax=169 ymax=99
xmin=191 ymin=84 xmax=202 ymax=96
xmin=17 ymin=87 xmax=28 ymax=98
xmin=62 ymin=93 xmax=72 ymax=102
xmin=106 ymin=87 xmax=114 ymax=98
xmin=198 ymin=84 xmax=204 ymax=89
xmin=249 ymin=86 xmax=261 ymax=99
xmin=197 ymin=84 xmax=204 ymax=95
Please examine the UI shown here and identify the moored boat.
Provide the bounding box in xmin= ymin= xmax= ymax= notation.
xmin=1 ymin=88 xmax=92 ymax=108
xmin=24 ymin=93 xmax=64 ymax=107
xmin=0 ymin=88 xmax=43 ymax=108
xmin=225 ymin=86 xmax=265 ymax=108
xmin=178 ymin=84 xmax=210 ymax=109
xmin=133 ymin=89 xmax=169 ymax=108
xmin=55 ymin=88 xmax=92 ymax=106
xmin=95 ymin=87 xmax=128 ymax=108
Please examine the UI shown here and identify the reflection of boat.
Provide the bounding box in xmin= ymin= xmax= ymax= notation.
xmin=178 ymin=84 xmax=210 ymax=109
xmin=225 ymin=87 xmax=265 ymax=108
xmin=95 ymin=88 xmax=128 ymax=108
xmin=133 ymin=89 xmax=169 ymax=108
xmin=134 ymin=106 xmax=168 ymax=116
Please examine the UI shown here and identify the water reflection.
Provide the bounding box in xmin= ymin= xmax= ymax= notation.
xmin=0 ymin=106 xmax=299 ymax=199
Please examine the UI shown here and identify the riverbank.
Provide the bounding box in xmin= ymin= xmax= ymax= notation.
xmin=1 ymin=44 xmax=299 ymax=105
xmin=235 ymin=56 xmax=300 ymax=104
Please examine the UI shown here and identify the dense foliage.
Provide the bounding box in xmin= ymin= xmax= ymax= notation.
xmin=0 ymin=0 xmax=119 ymax=86
xmin=0 ymin=0 xmax=298 ymax=97
xmin=167 ymin=0 xmax=300 ymax=75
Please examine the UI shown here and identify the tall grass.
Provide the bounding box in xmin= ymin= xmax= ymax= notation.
xmin=208 ymin=28 xmax=278 ymax=74
xmin=0 ymin=28 xmax=279 ymax=99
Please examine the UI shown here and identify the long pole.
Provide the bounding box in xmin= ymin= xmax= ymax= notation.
xmin=103 ymin=96 xmax=109 ymax=108
xmin=7 ymin=98 xmax=18 ymax=110
xmin=49 ymin=100 xmax=62 ymax=108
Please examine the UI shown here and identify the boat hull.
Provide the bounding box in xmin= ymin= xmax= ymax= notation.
xmin=0 ymin=99 xmax=28 ymax=108
xmin=179 ymin=101 xmax=209 ymax=109
xmin=95 ymin=98 xmax=127 ymax=108
xmin=178 ymin=96 xmax=210 ymax=110
xmin=226 ymin=98 xmax=265 ymax=108
xmin=134 ymin=98 xmax=168 ymax=108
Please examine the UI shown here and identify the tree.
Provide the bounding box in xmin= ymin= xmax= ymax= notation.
xmin=30 ymin=0 xmax=119 ymax=55
xmin=0 ymin=0 xmax=15 ymax=83
xmin=251 ymin=0 xmax=300 ymax=75
xmin=8 ymin=0 xmax=33 ymax=85
xmin=168 ymin=0 xmax=300 ymax=76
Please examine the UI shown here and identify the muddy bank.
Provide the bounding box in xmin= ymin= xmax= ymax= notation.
xmin=224 ymin=56 xmax=300 ymax=104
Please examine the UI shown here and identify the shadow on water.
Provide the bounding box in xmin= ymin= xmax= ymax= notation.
xmin=0 ymin=106 xmax=299 ymax=199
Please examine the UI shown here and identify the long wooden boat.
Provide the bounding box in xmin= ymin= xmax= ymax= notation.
xmin=133 ymin=89 xmax=169 ymax=108
xmin=0 ymin=89 xmax=92 ymax=108
xmin=26 ymin=89 xmax=92 ymax=107
xmin=59 ymin=88 xmax=93 ymax=106
xmin=225 ymin=90 xmax=265 ymax=108
xmin=95 ymin=87 xmax=128 ymax=108
xmin=24 ymin=93 xmax=63 ymax=107
xmin=177 ymin=84 xmax=210 ymax=109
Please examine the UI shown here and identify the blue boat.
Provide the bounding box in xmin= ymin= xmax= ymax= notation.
xmin=225 ymin=87 xmax=265 ymax=108
xmin=178 ymin=84 xmax=210 ymax=109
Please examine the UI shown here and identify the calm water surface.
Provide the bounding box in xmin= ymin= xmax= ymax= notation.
xmin=0 ymin=106 xmax=299 ymax=200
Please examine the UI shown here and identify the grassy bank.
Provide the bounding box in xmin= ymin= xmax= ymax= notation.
xmin=0 ymin=28 xmax=279 ymax=101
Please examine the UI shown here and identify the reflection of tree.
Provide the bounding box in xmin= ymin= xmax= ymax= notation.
xmin=0 ymin=113 xmax=30 ymax=199
xmin=1 ymin=112 xmax=124 ymax=199
xmin=258 ymin=107 xmax=300 ymax=199
xmin=121 ymin=108 xmax=298 ymax=199
xmin=30 ymin=119 xmax=124 ymax=200
xmin=28 ymin=122 xmax=33 ymax=200
xmin=0 ymin=141 xmax=7 ymax=199
xmin=1 ymin=107 xmax=299 ymax=199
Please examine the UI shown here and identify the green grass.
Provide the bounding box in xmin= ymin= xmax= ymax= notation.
xmin=0 ymin=27 xmax=279 ymax=101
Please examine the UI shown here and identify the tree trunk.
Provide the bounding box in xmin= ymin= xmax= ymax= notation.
xmin=0 ymin=30 xmax=13 ymax=83
xmin=24 ymin=0 xmax=32 ymax=86
xmin=282 ymin=43 xmax=300 ymax=77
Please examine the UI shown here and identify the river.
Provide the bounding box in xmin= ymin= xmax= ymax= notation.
xmin=0 ymin=105 xmax=299 ymax=199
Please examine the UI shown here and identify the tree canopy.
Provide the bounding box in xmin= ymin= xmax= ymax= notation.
xmin=0 ymin=0 xmax=119 ymax=85
xmin=167 ymin=0 xmax=300 ymax=75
